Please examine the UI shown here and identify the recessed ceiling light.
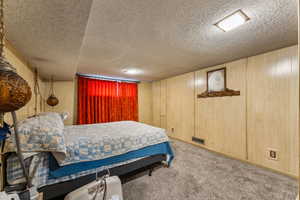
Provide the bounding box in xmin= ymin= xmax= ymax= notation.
xmin=122 ymin=68 xmax=141 ymax=75
xmin=215 ymin=10 xmax=250 ymax=32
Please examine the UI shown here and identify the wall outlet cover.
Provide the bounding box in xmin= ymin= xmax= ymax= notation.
xmin=266 ymin=148 xmax=279 ymax=161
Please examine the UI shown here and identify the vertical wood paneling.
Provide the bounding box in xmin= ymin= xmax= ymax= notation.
xmin=167 ymin=72 xmax=195 ymax=141
xmin=152 ymin=45 xmax=298 ymax=177
xmin=290 ymin=46 xmax=299 ymax=176
xmin=195 ymin=59 xmax=247 ymax=160
xmin=247 ymin=46 xmax=298 ymax=176
xmin=137 ymin=82 xmax=153 ymax=125
xmin=160 ymin=80 xmax=167 ymax=129
xmin=152 ymin=81 xmax=161 ymax=127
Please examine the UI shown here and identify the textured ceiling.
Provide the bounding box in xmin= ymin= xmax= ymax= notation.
xmin=5 ymin=0 xmax=93 ymax=80
xmin=6 ymin=0 xmax=298 ymax=81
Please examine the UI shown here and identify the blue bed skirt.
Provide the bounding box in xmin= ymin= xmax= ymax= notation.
xmin=49 ymin=142 xmax=174 ymax=178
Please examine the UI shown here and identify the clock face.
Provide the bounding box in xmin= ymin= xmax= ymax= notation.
xmin=207 ymin=69 xmax=225 ymax=92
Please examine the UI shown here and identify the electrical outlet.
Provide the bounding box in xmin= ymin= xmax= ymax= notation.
xmin=267 ymin=148 xmax=279 ymax=161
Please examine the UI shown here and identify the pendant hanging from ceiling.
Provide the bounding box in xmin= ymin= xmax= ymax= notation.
xmin=0 ymin=0 xmax=32 ymax=187
xmin=0 ymin=0 xmax=32 ymax=116
xmin=47 ymin=76 xmax=59 ymax=107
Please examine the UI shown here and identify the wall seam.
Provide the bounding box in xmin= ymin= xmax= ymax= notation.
xmin=245 ymin=58 xmax=249 ymax=161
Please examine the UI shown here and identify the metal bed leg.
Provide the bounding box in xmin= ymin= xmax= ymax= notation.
xmin=11 ymin=111 xmax=31 ymax=188
xmin=148 ymin=168 xmax=153 ymax=176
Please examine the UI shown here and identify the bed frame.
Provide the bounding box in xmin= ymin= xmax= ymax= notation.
xmin=39 ymin=154 xmax=167 ymax=200
xmin=4 ymin=154 xmax=167 ymax=200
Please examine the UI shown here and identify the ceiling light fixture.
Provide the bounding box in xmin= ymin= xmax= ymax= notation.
xmin=122 ymin=68 xmax=141 ymax=75
xmin=215 ymin=10 xmax=250 ymax=32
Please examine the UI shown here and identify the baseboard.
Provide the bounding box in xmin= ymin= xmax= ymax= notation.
xmin=168 ymin=136 xmax=298 ymax=180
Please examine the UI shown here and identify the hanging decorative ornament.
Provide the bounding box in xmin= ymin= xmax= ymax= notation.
xmin=0 ymin=0 xmax=32 ymax=124
xmin=46 ymin=76 xmax=59 ymax=106
xmin=0 ymin=0 xmax=32 ymax=188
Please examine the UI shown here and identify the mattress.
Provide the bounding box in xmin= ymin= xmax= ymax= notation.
xmin=7 ymin=143 xmax=173 ymax=188
xmin=6 ymin=121 xmax=172 ymax=188
xmin=59 ymin=121 xmax=169 ymax=166
xmin=7 ymin=152 xmax=143 ymax=188
xmin=49 ymin=142 xmax=173 ymax=178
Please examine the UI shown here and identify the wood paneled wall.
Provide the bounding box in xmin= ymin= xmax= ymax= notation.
xmin=166 ymin=72 xmax=195 ymax=141
xmin=152 ymin=72 xmax=194 ymax=139
xmin=152 ymin=45 xmax=298 ymax=177
xmin=160 ymin=80 xmax=167 ymax=129
xmin=195 ymin=59 xmax=247 ymax=160
xmin=152 ymin=80 xmax=167 ymax=128
xmin=247 ymin=46 xmax=298 ymax=176
xmin=138 ymin=82 xmax=153 ymax=125
xmin=152 ymin=81 xmax=161 ymax=127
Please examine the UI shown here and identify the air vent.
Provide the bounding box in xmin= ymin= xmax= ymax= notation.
xmin=192 ymin=137 xmax=205 ymax=145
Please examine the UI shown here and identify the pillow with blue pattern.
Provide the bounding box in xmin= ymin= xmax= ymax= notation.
xmin=3 ymin=112 xmax=67 ymax=161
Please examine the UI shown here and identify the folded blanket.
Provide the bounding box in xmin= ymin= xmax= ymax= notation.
xmin=3 ymin=112 xmax=67 ymax=162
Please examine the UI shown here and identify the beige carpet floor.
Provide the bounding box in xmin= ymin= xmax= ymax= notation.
xmin=123 ymin=140 xmax=298 ymax=200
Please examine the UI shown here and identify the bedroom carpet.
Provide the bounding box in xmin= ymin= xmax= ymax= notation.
xmin=123 ymin=140 xmax=298 ymax=200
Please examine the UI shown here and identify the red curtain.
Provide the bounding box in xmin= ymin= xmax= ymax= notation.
xmin=77 ymin=76 xmax=138 ymax=124
xmin=119 ymin=82 xmax=138 ymax=121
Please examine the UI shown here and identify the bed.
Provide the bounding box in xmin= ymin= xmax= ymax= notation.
xmin=2 ymin=113 xmax=174 ymax=200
